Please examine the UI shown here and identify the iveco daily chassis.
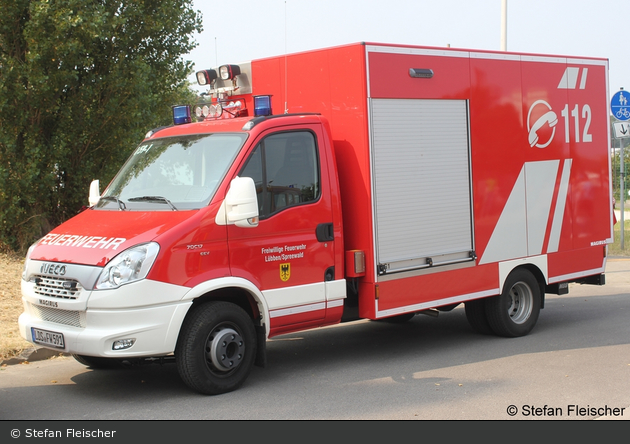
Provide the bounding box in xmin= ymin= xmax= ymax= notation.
xmin=19 ymin=42 xmax=613 ymax=395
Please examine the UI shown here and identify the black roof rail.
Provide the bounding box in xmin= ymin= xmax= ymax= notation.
xmin=242 ymin=113 xmax=322 ymax=130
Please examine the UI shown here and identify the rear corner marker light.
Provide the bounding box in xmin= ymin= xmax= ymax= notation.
xmin=219 ymin=64 xmax=241 ymax=80
xmin=409 ymin=68 xmax=434 ymax=78
xmin=254 ymin=95 xmax=272 ymax=117
xmin=196 ymin=69 xmax=218 ymax=85
xmin=172 ymin=105 xmax=192 ymax=125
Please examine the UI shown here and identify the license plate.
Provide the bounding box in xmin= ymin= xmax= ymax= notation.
xmin=31 ymin=328 xmax=65 ymax=349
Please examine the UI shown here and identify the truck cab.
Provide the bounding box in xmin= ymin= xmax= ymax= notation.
xmin=20 ymin=104 xmax=346 ymax=395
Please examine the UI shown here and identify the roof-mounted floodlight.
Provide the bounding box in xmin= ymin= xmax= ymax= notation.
xmin=196 ymin=69 xmax=218 ymax=86
xmin=172 ymin=105 xmax=192 ymax=125
xmin=219 ymin=64 xmax=241 ymax=80
xmin=253 ymin=95 xmax=272 ymax=117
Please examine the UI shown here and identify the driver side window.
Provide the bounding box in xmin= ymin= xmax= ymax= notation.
xmin=240 ymin=131 xmax=320 ymax=218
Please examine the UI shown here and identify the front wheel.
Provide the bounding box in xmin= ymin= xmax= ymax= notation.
xmin=485 ymin=268 xmax=541 ymax=337
xmin=176 ymin=301 xmax=257 ymax=395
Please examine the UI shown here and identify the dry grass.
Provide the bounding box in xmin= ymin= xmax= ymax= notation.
xmin=610 ymin=226 xmax=630 ymax=257
xmin=0 ymin=252 xmax=32 ymax=361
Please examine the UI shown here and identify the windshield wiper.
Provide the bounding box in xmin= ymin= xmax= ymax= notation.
xmin=128 ymin=196 xmax=178 ymax=211
xmin=99 ymin=196 xmax=126 ymax=211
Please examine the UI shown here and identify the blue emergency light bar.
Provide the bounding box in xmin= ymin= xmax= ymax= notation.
xmin=172 ymin=105 xmax=192 ymax=125
xmin=254 ymin=95 xmax=272 ymax=117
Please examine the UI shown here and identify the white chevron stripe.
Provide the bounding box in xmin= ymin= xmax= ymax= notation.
xmin=547 ymin=159 xmax=572 ymax=253
xmin=558 ymin=67 xmax=588 ymax=90
xmin=579 ymin=68 xmax=588 ymax=90
xmin=558 ymin=67 xmax=580 ymax=89
xmin=480 ymin=160 xmax=564 ymax=264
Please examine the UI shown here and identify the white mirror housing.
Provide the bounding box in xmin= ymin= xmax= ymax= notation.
xmin=88 ymin=180 xmax=100 ymax=207
xmin=215 ymin=176 xmax=259 ymax=227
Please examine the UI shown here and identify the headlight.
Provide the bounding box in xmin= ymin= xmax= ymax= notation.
xmin=95 ymin=243 xmax=160 ymax=290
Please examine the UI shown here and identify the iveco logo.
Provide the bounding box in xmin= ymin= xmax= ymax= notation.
xmin=40 ymin=263 xmax=67 ymax=276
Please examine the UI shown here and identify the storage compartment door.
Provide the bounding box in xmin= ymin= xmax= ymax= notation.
xmin=371 ymin=98 xmax=474 ymax=275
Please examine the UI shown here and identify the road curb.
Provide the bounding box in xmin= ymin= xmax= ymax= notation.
xmin=1 ymin=347 xmax=69 ymax=366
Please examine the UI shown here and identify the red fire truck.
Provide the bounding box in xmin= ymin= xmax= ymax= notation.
xmin=19 ymin=42 xmax=613 ymax=395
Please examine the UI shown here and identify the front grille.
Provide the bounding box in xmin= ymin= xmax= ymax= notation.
xmin=31 ymin=304 xmax=86 ymax=328
xmin=33 ymin=275 xmax=81 ymax=300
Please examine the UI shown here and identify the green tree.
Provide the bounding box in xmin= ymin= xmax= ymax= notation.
xmin=0 ymin=0 xmax=202 ymax=252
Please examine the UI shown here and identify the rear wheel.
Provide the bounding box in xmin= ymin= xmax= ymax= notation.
xmin=464 ymin=298 xmax=493 ymax=335
xmin=485 ymin=269 xmax=541 ymax=337
xmin=176 ymin=301 xmax=257 ymax=395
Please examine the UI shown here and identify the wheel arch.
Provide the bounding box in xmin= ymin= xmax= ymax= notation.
xmin=498 ymin=256 xmax=547 ymax=309
xmin=181 ymin=277 xmax=270 ymax=338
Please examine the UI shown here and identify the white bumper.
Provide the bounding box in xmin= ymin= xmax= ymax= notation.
xmin=19 ymin=278 xmax=192 ymax=358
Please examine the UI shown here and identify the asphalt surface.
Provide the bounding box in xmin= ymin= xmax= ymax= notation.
xmin=5 ymin=255 xmax=630 ymax=367
xmin=5 ymin=206 xmax=628 ymax=367
xmin=2 ymin=257 xmax=629 ymax=421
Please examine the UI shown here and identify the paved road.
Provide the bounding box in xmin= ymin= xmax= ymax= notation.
xmin=1 ymin=258 xmax=629 ymax=421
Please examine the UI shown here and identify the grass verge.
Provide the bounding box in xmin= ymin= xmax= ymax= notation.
xmin=609 ymin=226 xmax=630 ymax=257
xmin=0 ymin=252 xmax=32 ymax=362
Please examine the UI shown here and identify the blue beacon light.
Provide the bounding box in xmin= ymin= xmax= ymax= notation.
xmin=172 ymin=105 xmax=192 ymax=125
xmin=253 ymin=95 xmax=273 ymax=117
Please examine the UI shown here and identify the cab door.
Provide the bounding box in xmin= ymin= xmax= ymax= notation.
xmin=225 ymin=124 xmax=336 ymax=334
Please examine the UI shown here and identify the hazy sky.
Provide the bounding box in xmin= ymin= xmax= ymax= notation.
xmin=186 ymin=0 xmax=626 ymax=100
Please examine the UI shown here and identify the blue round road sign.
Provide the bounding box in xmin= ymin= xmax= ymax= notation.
xmin=611 ymin=90 xmax=630 ymax=121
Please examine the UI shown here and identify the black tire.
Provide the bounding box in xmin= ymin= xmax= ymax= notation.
xmin=485 ymin=268 xmax=541 ymax=337
xmin=72 ymin=354 xmax=124 ymax=369
xmin=464 ymin=298 xmax=493 ymax=335
xmin=176 ymin=301 xmax=257 ymax=395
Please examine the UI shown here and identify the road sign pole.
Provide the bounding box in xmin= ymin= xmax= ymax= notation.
xmin=621 ymin=138 xmax=625 ymax=250
xmin=611 ymin=89 xmax=629 ymax=250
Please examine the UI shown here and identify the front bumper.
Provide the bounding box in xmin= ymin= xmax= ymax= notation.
xmin=19 ymin=275 xmax=192 ymax=358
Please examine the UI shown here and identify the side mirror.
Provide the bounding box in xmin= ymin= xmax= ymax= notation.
xmin=88 ymin=180 xmax=100 ymax=207
xmin=215 ymin=176 xmax=259 ymax=228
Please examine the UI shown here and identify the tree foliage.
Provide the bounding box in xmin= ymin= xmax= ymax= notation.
xmin=0 ymin=0 xmax=202 ymax=252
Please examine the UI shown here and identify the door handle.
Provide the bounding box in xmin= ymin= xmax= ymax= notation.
xmin=316 ymin=223 xmax=334 ymax=242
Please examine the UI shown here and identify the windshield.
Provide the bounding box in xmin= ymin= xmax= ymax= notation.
xmin=96 ymin=133 xmax=247 ymax=211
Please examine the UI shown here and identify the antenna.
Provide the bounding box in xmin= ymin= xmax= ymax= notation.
xmin=215 ymin=37 xmax=218 ymax=67
xmin=284 ymin=1 xmax=288 ymax=114
xmin=501 ymin=0 xmax=508 ymax=51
